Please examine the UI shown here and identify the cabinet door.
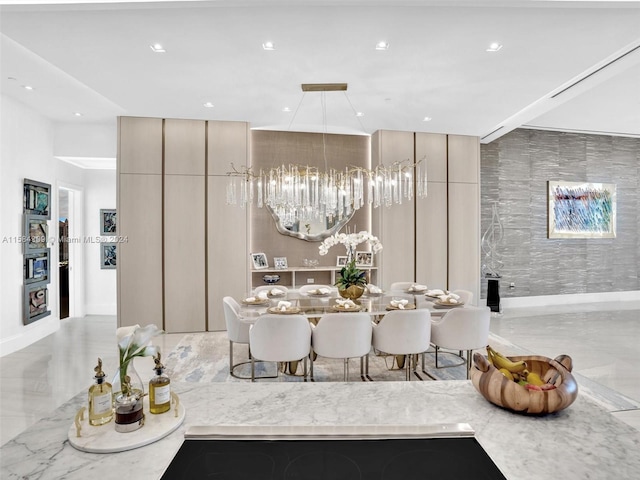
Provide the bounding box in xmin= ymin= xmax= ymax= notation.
xmin=164 ymin=175 xmax=206 ymax=332
xmin=118 ymin=174 xmax=163 ymax=328
xmin=118 ymin=117 xmax=162 ymax=174
xmin=208 ymin=121 xmax=249 ymax=175
xmin=164 ymin=119 xmax=206 ymax=175
xmin=208 ymin=176 xmax=247 ymax=331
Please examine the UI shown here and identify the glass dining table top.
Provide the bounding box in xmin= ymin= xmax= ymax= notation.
xmin=238 ymin=292 xmax=448 ymax=321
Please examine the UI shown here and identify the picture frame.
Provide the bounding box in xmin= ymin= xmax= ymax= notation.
xmin=100 ymin=209 xmax=117 ymax=235
xmin=356 ymin=251 xmax=373 ymax=267
xmin=24 ymin=281 xmax=51 ymax=325
xmin=273 ymin=257 xmax=288 ymax=269
xmin=100 ymin=243 xmax=117 ymax=269
xmin=24 ymin=249 xmax=50 ymax=285
xmin=548 ymin=181 xmax=616 ymax=239
xmin=251 ymin=252 xmax=269 ymax=270
xmin=336 ymin=256 xmax=348 ymax=267
xmin=24 ymin=215 xmax=48 ymax=251
xmin=23 ymin=178 xmax=51 ymax=219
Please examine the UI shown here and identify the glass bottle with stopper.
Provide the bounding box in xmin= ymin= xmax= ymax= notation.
xmin=88 ymin=357 xmax=113 ymax=426
xmin=149 ymin=351 xmax=171 ymax=414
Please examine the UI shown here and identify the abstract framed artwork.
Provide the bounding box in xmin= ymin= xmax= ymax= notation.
xmin=336 ymin=256 xmax=348 ymax=267
xmin=100 ymin=243 xmax=117 ymax=269
xmin=24 ymin=281 xmax=51 ymax=325
xmin=24 ymin=215 xmax=48 ymax=251
xmin=100 ymin=209 xmax=117 ymax=235
xmin=548 ymin=181 xmax=616 ymax=239
xmin=23 ymin=178 xmax=51 ymax=219
xmin=24 ymin=249 xmax=51 ymax=285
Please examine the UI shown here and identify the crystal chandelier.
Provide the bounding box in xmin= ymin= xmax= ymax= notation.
xmin=226 ymin=84 xmax=428 ymax=225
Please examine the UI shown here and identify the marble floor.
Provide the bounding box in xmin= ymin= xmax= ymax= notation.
xmin=1 ymin=301 xmax=639 ymax=446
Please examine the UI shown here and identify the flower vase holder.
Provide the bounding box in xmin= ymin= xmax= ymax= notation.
xmin=69 ymin=392 xmax=184 ymax=453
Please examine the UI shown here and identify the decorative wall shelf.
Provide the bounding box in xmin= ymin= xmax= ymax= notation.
xmin=251 ymin=266 xmax=378 ymax=290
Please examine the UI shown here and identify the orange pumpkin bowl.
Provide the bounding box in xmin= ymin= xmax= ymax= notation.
xmin=469 ymin=352 xmax=578 ymax=415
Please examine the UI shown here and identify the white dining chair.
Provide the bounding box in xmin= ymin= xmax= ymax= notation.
xmin=451 ymin=289 xmax=474 ymax=305
xmin=388 ymin=281 xmax=416 ymax=293
xmin=310 ymin=313 xmax=372 ymax=382
xmin=249 ymin=314 xmax=312 ymax=382
xmin=222 ymin=296 xmax=275 ymax=380
xmin=429 ymin=306 xmax=491 ymax=379
xmin=371 ymin=309 xmax=431 ymax=381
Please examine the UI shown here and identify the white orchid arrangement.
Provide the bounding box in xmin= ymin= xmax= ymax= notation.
xmin=117 ymin=324 xmax=163 ymax=396
xmin=318 ymin=231 xmax=383 ymax=258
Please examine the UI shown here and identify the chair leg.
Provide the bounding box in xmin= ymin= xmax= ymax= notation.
xmin=343 ymin=358 xmax=349 ymax=382
xmin=230 ymin=341 xmax=278 ymax=380
xmin=466 ymin=349 xmax=472 ymax=379
xmin=251 ymin=356 xmax=255 ymax=382
xmin=303 ymin=356 xmax=308 ymax=382
xmin=435 ymin=345 xmax=439 ymax=368
xmin=310 ymin=349 xmax=315 ymax=381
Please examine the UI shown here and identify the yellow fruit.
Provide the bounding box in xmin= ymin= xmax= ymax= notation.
xmin=486 ymin=346 xmax=527 ymax=373
xmin=526 ymin=371 xmax=545 ymax=386
xmin=498 ymin=368 xmax=514 ymax=381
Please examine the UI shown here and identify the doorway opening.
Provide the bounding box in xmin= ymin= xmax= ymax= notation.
xmin=59 ymin=189 xmax=70 ymax=319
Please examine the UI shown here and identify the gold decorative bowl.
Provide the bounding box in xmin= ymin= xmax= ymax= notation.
xmin=470 ymin=352 xmax=578 ymax=415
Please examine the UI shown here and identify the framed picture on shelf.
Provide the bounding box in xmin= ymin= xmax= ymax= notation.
xmin=274 ymin=257 xmax=288 ymax=269
xmin=251 ymin=252 xmax=269 ymax=269
xmin=336 ymin=256 xmax=348 ymax=267
xmin=100 ymin=243 xmax=117 ymax=269
xmin=24 ymin=249 xmax=50 ymax=285
xmin=24 ymin=281 xmax=51 ymax=325
xmin=356 ymin=251 xmax=373 ymax=267
xmin=23 ymin=179 xmax=51 ymax=219
xmin=24 ymin=216 xmax=48 ymax=251
xmin=100 ymin=209 xmax=117 ymax=235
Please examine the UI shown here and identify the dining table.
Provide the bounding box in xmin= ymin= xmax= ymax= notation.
xmin=237 ymin=289 xmax=464 ymax=376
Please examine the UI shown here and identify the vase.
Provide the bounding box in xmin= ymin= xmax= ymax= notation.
xmin=112 ymin=359 xmax=144 ymax=399
xmin=338 ymin=285 xmax=365 ymax=300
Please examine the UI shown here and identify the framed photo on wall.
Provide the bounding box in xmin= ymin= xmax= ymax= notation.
xmin=336 ymin=256 xmax=348 ymax=267
xmin=23 ymin=179 xmax=51 ymax=219
xmin=100 ymin=243 xmax=117 ymax=269
xmin=356 ymin=251 xmax=373 ymax=267
xmin=24 ymin=249 xmax=51 ymax=285
xmin=100 ymin=209 xmax=117 ymax=235
xmin=274 ymin=257 xmax=288 ymax=269
xmin=251 ymin=252 xmax=269 ymax=269
xmin=24 ymin=281 xmax=51 ymax=325
xmin=24 ymin=215 xmax=48 ymax=251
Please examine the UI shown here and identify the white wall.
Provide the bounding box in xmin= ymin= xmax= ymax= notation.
xmin=54 ymin=121 xmax=116 ymax=158
xmin=0 ymin=95 xmax=116 ymax=356
xmin=84 ymin=169 xmax=117 ymax=315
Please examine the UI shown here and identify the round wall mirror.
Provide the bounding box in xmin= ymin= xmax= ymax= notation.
xmin=267 ymin=206 xmax=354 ymax=242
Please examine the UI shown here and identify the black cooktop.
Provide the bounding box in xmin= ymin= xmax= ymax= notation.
xmin=161 ymin=437 xmax=506 ymax=479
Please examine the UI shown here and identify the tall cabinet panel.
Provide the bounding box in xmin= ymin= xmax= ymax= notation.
xmin=163 ymin=119 xmax=206 ymax=332
xmin=447 ymin=135 xmax=480 ymax=301
xmin=415 ymin=133 xmax=448 ymax=288
xmin=371 ymin=130 xmax=415 ymax=289
xmin=164 ymin=175 xmax=206 ymax=332
xmin=207 ymin=121 xmax=249 ymax=331
xmin=117 ymin=117 xmax=163 ymax=328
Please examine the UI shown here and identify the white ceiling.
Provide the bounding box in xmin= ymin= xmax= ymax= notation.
xmin=1 ymin=0 xmax=639 ymax=144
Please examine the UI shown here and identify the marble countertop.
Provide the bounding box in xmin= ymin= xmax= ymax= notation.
xmin=2 ymin=380 xmax=640 ymax=479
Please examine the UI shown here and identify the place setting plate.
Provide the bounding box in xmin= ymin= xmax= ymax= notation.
xmin=331 ymin=305 xmax=362 ymax=312
xmin=385 ymin=303 xmax=416 ymax=311
xmin=434 ymin=300 xmax=465 ymax=308
xmin=267 ymin=306 xmax=302 ymax=315
xmin=242 ymin=298 xmax=269 ymax=306
xmin=304 ymin=291 xmax=331 ymax=297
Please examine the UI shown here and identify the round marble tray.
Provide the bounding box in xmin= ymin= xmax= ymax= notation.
xmin=68 ymin=393 xmax=185 ymax=453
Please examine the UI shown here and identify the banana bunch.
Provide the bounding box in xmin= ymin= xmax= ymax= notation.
xmin=486 ymin=345 xmax=557 ymax=391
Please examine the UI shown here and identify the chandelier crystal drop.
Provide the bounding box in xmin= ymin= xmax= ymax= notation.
xmin=226 ymin=158 xmax=428 ymax=225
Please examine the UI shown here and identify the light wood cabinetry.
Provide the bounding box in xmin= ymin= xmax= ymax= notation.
xmin=118 ymin=116 xmax=249 ymax=333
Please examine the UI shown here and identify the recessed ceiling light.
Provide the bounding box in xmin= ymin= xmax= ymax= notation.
xmin=422 ymin=117 xmax=432 ymax=122
xmin=73 ymin=112 xmax=83 ymax=117
xmin=375 ymin=41 xmax=389 ymax=50
xmin=150 ymin=43 xmax=166 ymax=53
xmin=22 ymin=85 xmax=34 ymax=90
xmin=486 ymin=42 xmax=502 ymax=52
xmin=355 ymin=112 xmax=364 ymax=117
xmin=282 ymin=107 xmax=291 ymax=112
xmin=203 ymin=102 xmax=215 ymax=108
xmin=262 ymin=42 xmax=275 ymax=51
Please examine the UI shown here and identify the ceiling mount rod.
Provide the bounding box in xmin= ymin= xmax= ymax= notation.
xmin=301 ymin=83 xmax=348 ymax=92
